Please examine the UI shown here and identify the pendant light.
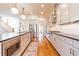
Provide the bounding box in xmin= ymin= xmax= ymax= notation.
xmin=11 ymin=3 xmax=19 ymax=14
xmin=21 ymin=8 xmax=26 ymax=19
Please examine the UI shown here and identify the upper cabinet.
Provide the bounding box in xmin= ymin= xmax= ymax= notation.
xmin=69 ymin=4 xmax=79 ymax=22
xmin=56 ymin=3 xmax=79 ymax=25
xmin=56 ymin=4 xmax=62 ymax=24
xmin=56 ymin=3 xmax=69 ymax=24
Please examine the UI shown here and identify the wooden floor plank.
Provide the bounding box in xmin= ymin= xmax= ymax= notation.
xmin=37 ymin=37 xmax=60 ymax=56
xmin=22 ymin=37 xmax=60 ymax=56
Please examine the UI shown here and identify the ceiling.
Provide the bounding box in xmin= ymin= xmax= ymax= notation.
xmin=0 ymin=3 xmax=55 ymax=18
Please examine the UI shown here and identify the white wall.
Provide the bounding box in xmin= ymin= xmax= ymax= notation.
xmin=20 ymin=15 xmax=47 ymax=40
xmin=8 ymin=17 xmax=19 ymax=32
xmin=51 ymin=23 xmax=79 ymax=35
xmin=0 ymin=26 xmax=8 ymax=34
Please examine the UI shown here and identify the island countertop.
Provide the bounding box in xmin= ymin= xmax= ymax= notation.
xmin=0 ymin=32 xmax=29 ymax=42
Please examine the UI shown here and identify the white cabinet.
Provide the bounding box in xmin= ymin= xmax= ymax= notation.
xmin=50 ymin=33 xmax=55 ymax=46
xmin=20 ymin=33 xmax=31 ymax=55
xmin=63 ymin=43 xmax=73 ymax=56
xmin=56 ymin=5 xmax=62 ymax=24
xmin=50 ymin=33 xmax=74 ymax=56
xmin=47 ymin=33 xmax=79 ymax=56
xmin=69 ymin=4 xmax=79 ymax=22
xmin=72 ymin=40 xmax=79 ymax=56
xmin=73 ymin=40 xmax=79 ymax=49
xmin=73 ymin=47 xmax=79 ymax=56
xmin=55 ymin=35 xmax=63 ymax=55
xmin=61 ymin=4 xmax=69 ymax=24
xmin=56 ymin=4 xmax=79 ymax=24
xmin=56 ymin=4 xmax=69 ymax=24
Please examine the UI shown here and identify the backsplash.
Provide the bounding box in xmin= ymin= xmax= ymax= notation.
xmin=51 ymin=23 xmax=79 ymax=35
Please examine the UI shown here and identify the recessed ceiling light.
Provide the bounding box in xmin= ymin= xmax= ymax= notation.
xmin=30 ymin=12 xmax=33 ymax=15
xmin=54 ymin=16 xmax=56 ymax=18
xmin=41 ymin=11 xmax=44 ymax=15
xmin=61 ymin=4 xmax=67 ymax=8
xmin=41 ymin=4 xmax=45 ymax=8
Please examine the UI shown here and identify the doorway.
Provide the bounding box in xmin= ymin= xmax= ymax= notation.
xmin=38 ymin=24 xmax=44 ymax=42
xmin=29 ymin=24 xmax=38 ymax=41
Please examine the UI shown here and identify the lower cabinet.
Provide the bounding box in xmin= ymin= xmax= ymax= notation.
xmin=72 ymin=40 xmax=79 ymax=56
xmin=63 ymin=43 xmax=73 ymax=56
xmin=73 ymin=48 xmax=79 ymax=56
xmin=20 ymin=33 xmax=31 ymax=52
xmin=48 ymin=33 xmax=79 ymax=56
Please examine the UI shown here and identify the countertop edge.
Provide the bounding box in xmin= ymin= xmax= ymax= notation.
xmin=50 ymin=31 xmax=79 ymax=41
xmin=0 ymin=32 xmax=30 ymax=42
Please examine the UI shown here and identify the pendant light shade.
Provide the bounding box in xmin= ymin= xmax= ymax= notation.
xmin=21 ymin=8 xmax=26 ymax=19
xmin=21 ymin=14 xmax=26 ymax=19
xmin=11 ymin=4 xmax=19 ymax=14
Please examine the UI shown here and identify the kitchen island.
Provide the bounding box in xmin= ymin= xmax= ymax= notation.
xmin=0 ymin=32 xmax=32 ymax=56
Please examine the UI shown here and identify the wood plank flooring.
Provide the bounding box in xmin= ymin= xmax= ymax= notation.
xmin=37 ymin=37 xmax=60 ymax=56
xmin=22 ymin=37 xmax=60 ymax=56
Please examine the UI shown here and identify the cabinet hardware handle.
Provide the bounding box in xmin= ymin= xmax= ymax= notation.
xmin=70 ymin=48 xmax=71 ymax=54
xmin=54 ymin=38 xmax=55 ymax=41
xmin=73 ymin=50 xmax=74 ymax=56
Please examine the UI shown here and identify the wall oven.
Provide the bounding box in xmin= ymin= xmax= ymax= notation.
xmin=2 ymin=36 xmax=20 ymax=56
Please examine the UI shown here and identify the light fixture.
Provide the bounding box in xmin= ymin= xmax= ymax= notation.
xmin=61 ymin=4 xmax=67 ymax=8
xmin=11 ymin=3 xmax=19 ymax=14
xmin=41 ymin=4 xmax=45 ymax=8
xmin=41 ymin=11 xmax=44 ymax=15
xmin=30 ymin=12 xmax=33 ymax=15
xmin=54 ymin=16 xmax=56 ymax=18
xmin=21 ymin=8 xmax=26 ymax=19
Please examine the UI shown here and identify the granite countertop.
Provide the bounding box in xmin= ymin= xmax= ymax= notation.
xmin=50 ymin=31 xmax=79 ymax=41
xmin=0 ymin=32 xmax=29 ymax=42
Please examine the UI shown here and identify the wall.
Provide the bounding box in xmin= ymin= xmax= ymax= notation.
xmin=51 ymin=23 xmax=79 ymax=35
xmin=8 ymin=17 xmax=19 ymax=32
xmin=0 ymin=15 xmax=20 ymax=33
xmin=48 ymin=4 xmax=79 ymax=35
xmin=0 ymin=26 xmax=8 ymax=34
xmin=20 ymin=15 xmax=47 ymax=40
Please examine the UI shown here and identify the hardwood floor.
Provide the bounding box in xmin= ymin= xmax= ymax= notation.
xmin=37 ymin=37 xmax=60 ymax=56
xmin=22 ymin=37 xmax=60 ymax=56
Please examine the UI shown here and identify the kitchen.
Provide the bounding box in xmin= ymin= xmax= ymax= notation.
xmin=0 ymin=3 xmax=79 ymax=56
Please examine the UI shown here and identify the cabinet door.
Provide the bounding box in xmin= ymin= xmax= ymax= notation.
xmin=61 ymin=4 xmax=69 ymax=24
xmin=63 ymin=43 xmax=73 ymax=56
xmin=54 ymin=35 xmax=64 ymax=55
xmin=58 ymin=35 xmax=65 ymax=55
xmin=56 ymin=5 xmax=62 ymax=24
xmin=73 ymin=47 xmax=79 ymax=56
xmin=69 ymin=4 xmax=79 ymax=22
xmin=73 ymin=40 xmax=79 ymax=49
xmin=62 ymin=37 xmax=73 ymax=56
xmin=73 ymin=40 xmax=79 ymax=56
xmin=56 ymin=4 xmax=69 ymax=24
xmin=21 ymin=33 xmax=31 ymax=52
xmin=52 ymin=34 xmax=57 ymax=48
xmin=50 ymin=33 xmax=55 ymax=45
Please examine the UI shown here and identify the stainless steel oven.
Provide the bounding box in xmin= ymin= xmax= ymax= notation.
xmin=2 ymin=37 xmax=20 ymax=56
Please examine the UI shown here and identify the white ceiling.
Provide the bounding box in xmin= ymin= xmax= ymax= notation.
xmin=0 ymin=3 xmax=55 ymax=18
